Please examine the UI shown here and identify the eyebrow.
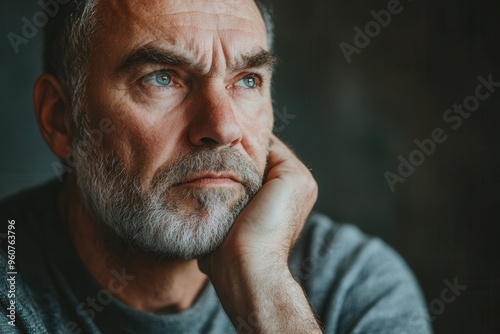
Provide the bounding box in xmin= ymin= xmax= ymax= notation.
xmin=232 ymin=50 xmax=278 ymax=72
xmin=115 ymin=45 xmax=278 ymax=76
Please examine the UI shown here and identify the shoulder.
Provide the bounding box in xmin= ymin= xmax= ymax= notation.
xmin=291 ymin=212 xmax=433 ymax=333
xmin=0 ymin=249 xmax=49 ymax=333
xmin=291 ymin=212 xmax=394 ymax=282
xmin=0 ymin=181 xmax=62 ymax=333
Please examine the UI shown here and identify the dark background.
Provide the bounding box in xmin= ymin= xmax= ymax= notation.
xmin=1 ymin=0 xmax=499 ymax=333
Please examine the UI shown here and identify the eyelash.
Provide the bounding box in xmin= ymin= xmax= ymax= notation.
xmin=138 ymin=70 xmax=265 ymax=91
xmin=140 ymin=70 xmax=176 ymax=89
xmin=234 ymin=73 xmax=263 ymax=89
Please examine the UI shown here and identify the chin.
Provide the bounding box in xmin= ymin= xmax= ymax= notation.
xmin=166 ymin=186 xmax=246 ymax=215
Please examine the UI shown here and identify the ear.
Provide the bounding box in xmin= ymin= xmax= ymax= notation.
xmin=34 ymin=74 xmax=73 ymax=159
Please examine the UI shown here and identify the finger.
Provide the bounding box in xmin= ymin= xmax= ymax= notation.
xmin=266 ymin=135 xmax=302 ymax=179
xmin=269 ymin=134 xmax=298 ymax=160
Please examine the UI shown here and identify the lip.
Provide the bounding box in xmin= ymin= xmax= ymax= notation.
xmin=175 ymin=173 xmax=240 ymax=187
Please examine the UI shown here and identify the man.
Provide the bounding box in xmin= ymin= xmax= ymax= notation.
xmin=0 ymin=0 xmax=432 ymax=333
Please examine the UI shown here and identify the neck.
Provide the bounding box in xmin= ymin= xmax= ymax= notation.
xmin=60 ymin=177 xmax=208 ymax=314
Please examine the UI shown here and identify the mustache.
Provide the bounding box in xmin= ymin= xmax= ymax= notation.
xmin=150 ymin=147 xmax=264 ymax=194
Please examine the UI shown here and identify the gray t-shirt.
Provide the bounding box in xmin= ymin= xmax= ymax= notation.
xmin=0 ymin=180 xmax=432 ymax=333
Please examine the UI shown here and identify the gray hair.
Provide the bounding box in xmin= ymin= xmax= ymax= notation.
xmin=43 ymin=0 xmax=275 ymax=130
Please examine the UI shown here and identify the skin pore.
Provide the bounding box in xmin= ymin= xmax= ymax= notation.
xmin=35 ymin=0 xmax=321 ymax=331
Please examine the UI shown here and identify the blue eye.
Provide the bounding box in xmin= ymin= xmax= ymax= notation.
xmin=145 ymin=71 xmax=172 ymax=87
xmin=235 ymin=75 xmax=258 ymax=89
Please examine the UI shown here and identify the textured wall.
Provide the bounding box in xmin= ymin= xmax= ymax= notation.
xmin=270 ymin=1 xmax=499 ymax=332
xmin=1 ymin=0 xmax=499 ymax=333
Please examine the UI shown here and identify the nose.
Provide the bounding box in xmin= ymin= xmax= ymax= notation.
xmin=188 ymin=86 xmax=243 ymax=148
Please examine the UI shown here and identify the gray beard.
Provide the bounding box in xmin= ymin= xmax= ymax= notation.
xmin=72 ymin=121 xmax=263 ymax=260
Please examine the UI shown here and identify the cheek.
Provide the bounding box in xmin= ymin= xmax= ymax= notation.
xmin=115 ymin=117 xmax=190 ymax=183
xmin=86 ymin=102 xmax=188 ymax=184
xmin=84 ymin=79 xmax=192 ymax=181
xmin=240 ymin=105 xmax=273 ymax=173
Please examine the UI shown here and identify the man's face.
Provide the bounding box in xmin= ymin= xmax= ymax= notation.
xmin=72 ymin=0 xmax=275 ymax=259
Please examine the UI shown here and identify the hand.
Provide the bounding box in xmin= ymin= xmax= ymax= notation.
xmin=198 ymin=134 xmax=321 ymax=334
xmin=200 ymin=133 xmax=317 ymax=274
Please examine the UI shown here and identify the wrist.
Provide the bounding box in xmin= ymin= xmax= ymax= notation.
xmin=207 ymin=243 xmax=290 ymax=285
xmin=211 ymin=262 xmax=295 ymax=321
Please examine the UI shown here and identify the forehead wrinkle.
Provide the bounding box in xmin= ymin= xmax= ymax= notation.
xmin=98 ymin=0 xmax=266 ymax=35
xmin=116 ymin=42 xmax=275 ymax=80
xmin=95 ymin=0 xmax=269 ymax=76
xmin=159 ymin=0 xmax=262 ymax=23
xmin=106 ymin=0 xmax=264 ymax=36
